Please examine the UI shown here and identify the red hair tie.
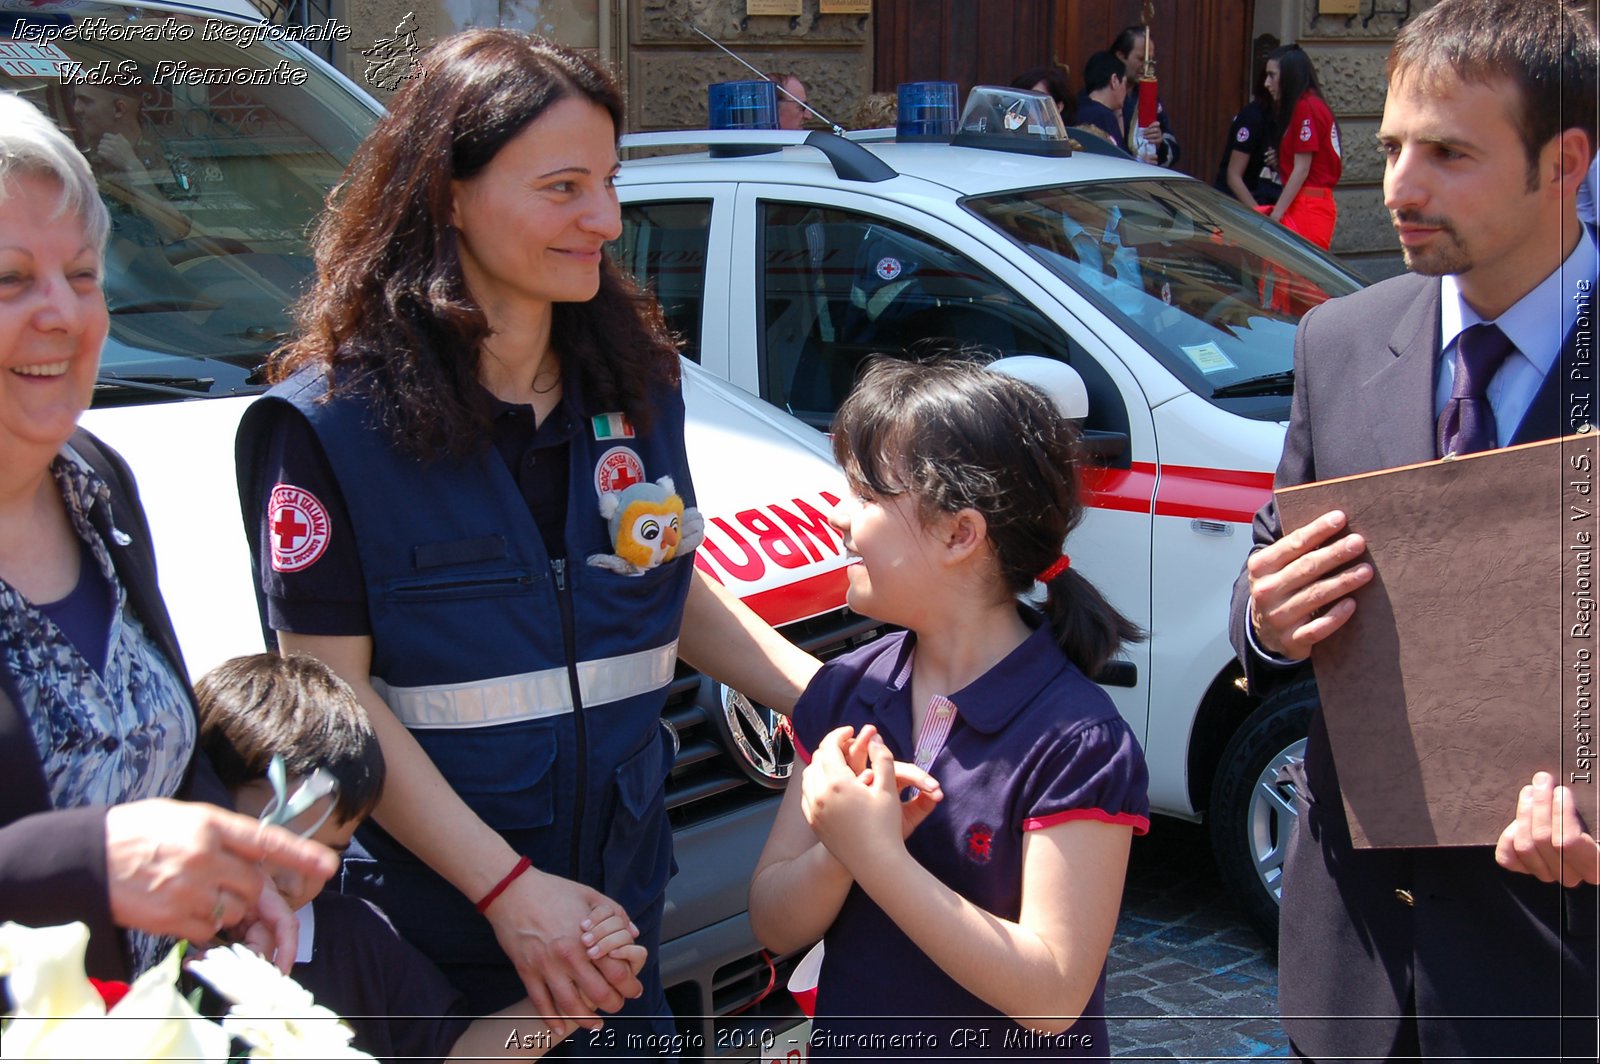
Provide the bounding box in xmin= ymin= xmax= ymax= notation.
xmin=1037 ymin=555 xmax=1071 ymax=583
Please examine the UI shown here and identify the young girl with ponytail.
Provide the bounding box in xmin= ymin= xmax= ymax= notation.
xmin=749 ymin=356 xmax=1149 ymax=1058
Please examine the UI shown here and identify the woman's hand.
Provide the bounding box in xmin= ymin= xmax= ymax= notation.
xmin=799 ymin=726 xmax=941 ymax=873
xmin=104 ymin=799 xmax=337 ymax=953
xmin=484 ymin=869 xmax=643 ymax=1033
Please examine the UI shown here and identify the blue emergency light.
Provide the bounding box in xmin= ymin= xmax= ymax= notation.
xmin=895 ymin=81 xmax=960 ymax=141
xmin=708 ymin=79 xmax=779 ymax=130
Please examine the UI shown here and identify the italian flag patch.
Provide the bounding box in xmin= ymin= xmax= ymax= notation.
xmin=592 ymin=412 xmax=634 ymax=440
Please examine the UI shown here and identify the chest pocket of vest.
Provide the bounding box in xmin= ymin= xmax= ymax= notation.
xmin=416 ymin=720 xmax=559 ymax=832
xmin=385 ymin=566 xmax=541 ymax=602
xmin=579 ymin=553 xmax=693 ymax=653
xmin=601 ymin=727 xmax=675 ymax=913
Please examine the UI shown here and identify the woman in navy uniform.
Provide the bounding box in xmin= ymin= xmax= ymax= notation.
xmin=1214 ymin=67 xmax=1281 ymax=210
xmin=235 ymin=30 xmax=818 ymax=1053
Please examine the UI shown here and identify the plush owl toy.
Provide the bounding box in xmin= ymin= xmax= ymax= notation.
xmin=587 ymin=476 xmax=706 ymax=575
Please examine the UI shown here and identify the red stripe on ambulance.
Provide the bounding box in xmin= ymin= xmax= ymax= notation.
xmin=740 ymin=568 xmax=853 ymax=627
xmin=1153 ymin=464 xmax=1275 ymax=523
xmin=1081 ymin=464 xmax=1159 ymax=515
xmin=1083 ymin=462 xmax=1272 ymax=525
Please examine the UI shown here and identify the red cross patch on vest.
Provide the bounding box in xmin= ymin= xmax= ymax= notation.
xmin=268 ymin=483 xmax=331 ymax=572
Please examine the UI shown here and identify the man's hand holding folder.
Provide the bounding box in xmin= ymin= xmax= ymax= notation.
xmin=1245 ymin=508 xmax=1372 ymax=660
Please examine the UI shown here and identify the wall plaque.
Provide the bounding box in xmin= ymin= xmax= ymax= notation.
xmin=747 ymin=0 xmax=804 ymax=16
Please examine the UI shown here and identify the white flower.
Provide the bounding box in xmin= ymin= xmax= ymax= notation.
xmin=0 ymin=922 xmax=229 ymax=1063
xmin=186 ymin=943 xmax=375 ymax=1061
xmin=0 ymin=921 xmax=102 ymax=1021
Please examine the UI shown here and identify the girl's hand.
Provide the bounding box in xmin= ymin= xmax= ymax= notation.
xmin=801 ymin=726 xmax=940 ymax=872
xmin=856 ymin=732 xmax=943 ymax=841
xmin=581 ymin=905 xmax=640 ymax=960
xmin=612 ymin=943 xmax=649 ymax=976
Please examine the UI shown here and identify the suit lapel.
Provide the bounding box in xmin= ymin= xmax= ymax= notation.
xmin=1367 ymin=277 xmax=1443 ymax=468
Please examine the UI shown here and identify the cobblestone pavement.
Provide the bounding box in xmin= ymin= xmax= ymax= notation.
xmin=1104 ymin=818 xmax=1290 ymax=1060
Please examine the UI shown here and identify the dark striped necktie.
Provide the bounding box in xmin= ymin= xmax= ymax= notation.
xmin=1437 ymin=322 xmax=1516 ymax=457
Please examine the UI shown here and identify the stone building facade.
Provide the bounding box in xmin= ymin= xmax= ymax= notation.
xmin=296 ymin=0 xmax=870 ymax=133
xmin=281 ymin=0 xmax=1594 ymax=281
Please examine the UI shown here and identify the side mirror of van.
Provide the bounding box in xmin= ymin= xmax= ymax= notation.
xmin=989 ymin=355 xmax=1130 ymax=466
xmin=989 ymin=354 xmax=1088 ymax=418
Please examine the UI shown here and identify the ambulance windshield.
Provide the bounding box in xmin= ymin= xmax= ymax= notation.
xmin=2 ymin=3 xmax=375 ymax=405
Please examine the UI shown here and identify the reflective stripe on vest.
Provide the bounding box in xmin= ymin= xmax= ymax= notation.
xmin=374 ymin=640 xmax=679 ymax=729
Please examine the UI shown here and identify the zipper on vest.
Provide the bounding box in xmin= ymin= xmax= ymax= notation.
xmin=551 ymin=557 xmax=587 ymax=881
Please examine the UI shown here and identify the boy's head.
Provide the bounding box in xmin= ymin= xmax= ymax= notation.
xmin=1083 ymin=52 xmax=1126 ymax=106
xmin=197 ymin=653 xmax=385 ymax=906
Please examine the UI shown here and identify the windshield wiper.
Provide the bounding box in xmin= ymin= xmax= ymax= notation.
xmin=94 ymin=373 xmax=217 ymax=400
xmin=1210 ymin=371 xmax=1294 ymax=399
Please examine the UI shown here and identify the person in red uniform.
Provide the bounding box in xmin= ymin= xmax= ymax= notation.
xmin=1263 ymin=44 xmax=1342 ymax=249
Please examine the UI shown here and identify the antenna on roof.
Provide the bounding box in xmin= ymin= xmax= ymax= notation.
xmin=679 ymin=18 xmax=846 ymax=135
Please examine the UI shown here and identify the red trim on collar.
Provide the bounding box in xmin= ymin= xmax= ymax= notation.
xmin=1023 ymin=809 xmax=1151 ymax=835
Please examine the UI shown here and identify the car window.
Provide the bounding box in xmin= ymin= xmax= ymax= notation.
xmin=2 ymin=5 xmax=372 ymax=406
xmin=615 ymin=200 xmax=711 ymax=364
xmin=758 ymin=201 xmax=1129 ymax=449
xmin=965 ymin=179 xmax=1364 ymax=420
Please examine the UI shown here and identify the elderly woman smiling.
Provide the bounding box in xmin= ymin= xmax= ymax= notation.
xmin=0 ymin=92 xmax=335 ymax=979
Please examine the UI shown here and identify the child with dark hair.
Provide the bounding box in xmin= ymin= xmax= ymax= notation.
xmin=749 ymin=358 xmax=1149 ymax=1057
xmin=196 ymin=653 xmax=644 ymax=1063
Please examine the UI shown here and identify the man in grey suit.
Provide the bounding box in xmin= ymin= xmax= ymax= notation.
xmin=1230 ymin=1 xmax=1599 ymax=1060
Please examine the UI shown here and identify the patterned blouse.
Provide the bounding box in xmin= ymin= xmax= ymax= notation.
xmin=0 ymin=445 xmax=196 ymax=969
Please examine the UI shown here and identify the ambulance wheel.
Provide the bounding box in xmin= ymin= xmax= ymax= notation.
xmin=1209 ymin=680 xmax=1315 ymax=945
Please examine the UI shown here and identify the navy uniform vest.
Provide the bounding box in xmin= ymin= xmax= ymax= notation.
xmin=237 ymin=365 xmax=693 ymax=1003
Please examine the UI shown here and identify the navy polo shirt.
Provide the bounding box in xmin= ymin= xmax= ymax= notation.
xmin=1213 ymin=99 xmax=1282 ymax=206
xmin=792 ymin=619 xmax=1148 ymax=1059
xmin=292 ymin=892 xmax=474 ymax=1063
xmin=253 ymin=390 xmax=576 ymax=635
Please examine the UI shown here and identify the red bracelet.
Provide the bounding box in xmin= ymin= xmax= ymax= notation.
xmin=475 ymin=855 xmax=532 ymax=914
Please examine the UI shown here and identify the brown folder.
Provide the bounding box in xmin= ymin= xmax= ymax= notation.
xmin=1275 ymin=434 xmax=1599 ymax=848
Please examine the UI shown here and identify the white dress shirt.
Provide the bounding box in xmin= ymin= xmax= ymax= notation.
xmin=1435 ymin=228 xmax=1598 ymax=442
